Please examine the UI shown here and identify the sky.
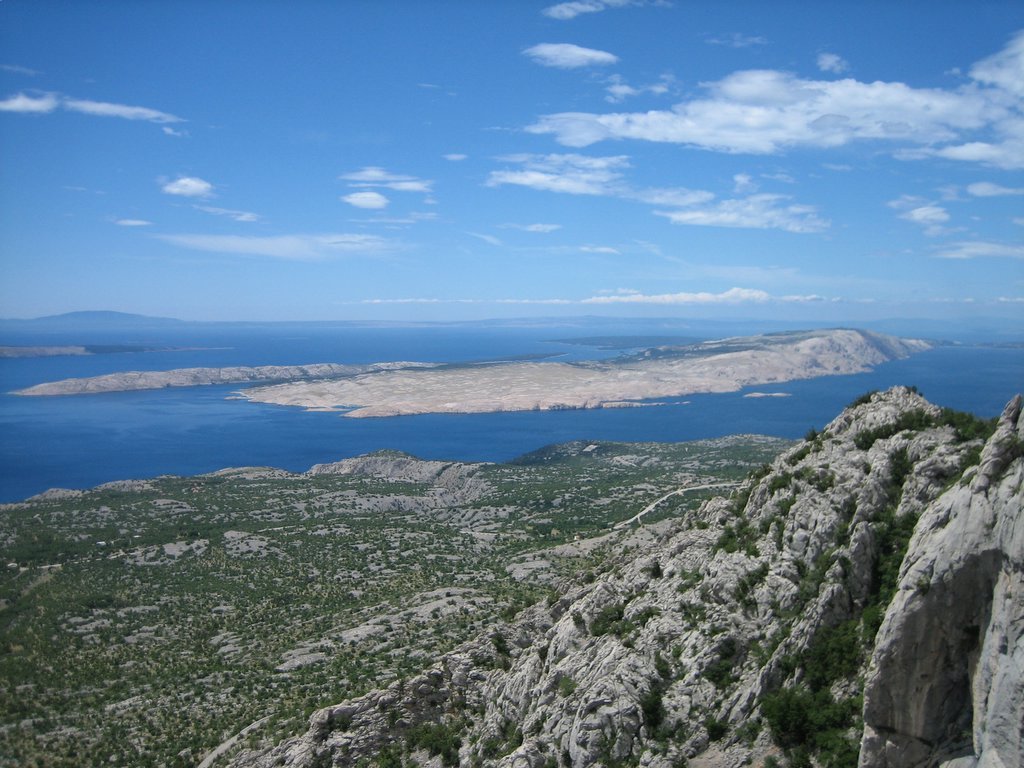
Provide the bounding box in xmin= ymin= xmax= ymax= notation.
xmin=1 ymin=0 xmax=1023 ymax=324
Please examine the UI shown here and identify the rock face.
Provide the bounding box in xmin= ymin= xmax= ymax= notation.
xmin=860 ymin=395 xmax=1023 ymax=768
xmin=228 ymin=387 xmax=1022 ymax=768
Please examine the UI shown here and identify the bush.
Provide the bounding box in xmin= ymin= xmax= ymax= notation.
xmin=406 ymin=722 xmax=463 ymax=767
xmin=704 ymin=716 xmax=728 ymax=741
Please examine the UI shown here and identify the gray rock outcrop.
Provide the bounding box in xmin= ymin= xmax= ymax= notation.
xmin=228 ymin=387 xmax=1022 ymax=768
xmin=860 ymin=395 xmax=1023 ymax=768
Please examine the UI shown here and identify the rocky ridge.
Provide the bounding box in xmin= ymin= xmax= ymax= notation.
xmin=228 ymin=387 xmax=1022 ymax=768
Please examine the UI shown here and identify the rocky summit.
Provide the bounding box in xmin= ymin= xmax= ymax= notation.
xmin=230 ymin=387 xmax=1023 ymax=768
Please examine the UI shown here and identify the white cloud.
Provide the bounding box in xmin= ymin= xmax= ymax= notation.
xmin=195 ymin=205 xmax=260 ymax=222
xmin=115 ymin=219 xmax=152 ymax=227
xmin=899 ymin=205 xmax=951 ymax=237
xmin=529 ymin=69 xmax=989 ymax=151
xmin=582 ymin=287 xmax=772 ymax=304
xmin=933 ymin=241 xmax=1024 ymax=260
xmin=340 ymin=167 xmax=433 ymax=194
xmin=488 ymin=154 xmax=823 ymax=233
xmin=629 ymin=187 xmax=715 ymax=206
xmin=161 ymin=176 xmax=214 ymax=198
xmin=579 ymin=245 xmax=620 ymax=254
xmin=542 ymin=0 xmax=641 ymax=20
xmin=0 ymin=92 xmax=59 ymax=113
xmin=501 ymin=223 xmax=563 ymax=232
xmin=817 ymin=52 xmax=849 ymax=74
xmin=655 ymin=194 xmax=829 ymax=233
xmin=705 ymin=33 xmax=767 ymax=48
xmin=733 ymin=173 xmax=757 ymax=194
xmin=162 ymin=126 xmax=189 ymax=138
xmin=1 ymin=90 xmax=183 ymax=123
xmin=158 ymin=233 xmax=394 ymax=260
xmin=908 ymin=139 xmax=1024 ymax=170
xmin=487 ymin=153 xmax=630 ymax=196
xmin=63 ymin=98 xmax=182 ymax=123
xmin=970 ymin=28 xmax=1024 ymax=97
xmin=605 ymin=74 xmax=672 ymax=103
xmin=342 ymin=191 xmax=390 ymax=209
xmin=469 ymin=232 xmax=502 ymax=246
xmin=527 ymin=33 xmax=1024 ymax=168
xmin=523 ymin=43 xmax=619 ymax=69
xmin=443 ymin=153 xmax=467 ymax=161
xmin=1 ymin=64 xmax=40 ymax=76
xmin=966 ymin=181 xmax=1024 ymax=196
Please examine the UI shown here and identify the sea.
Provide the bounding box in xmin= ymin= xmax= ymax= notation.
xmin=1 ymin=321 xmax=1021 ymax=503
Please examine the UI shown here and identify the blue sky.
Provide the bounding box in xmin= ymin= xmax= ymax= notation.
xmin=1 ymin=0 xmax=1022 ymax=324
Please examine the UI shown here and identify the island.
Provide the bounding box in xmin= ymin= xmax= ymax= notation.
xmin=11 ymin=329 xmax=931 ymax=416
xmin=239 ymin=329 xmax=928 ymax=417
xmin=12 ymin=362 xmax=431 ymax=396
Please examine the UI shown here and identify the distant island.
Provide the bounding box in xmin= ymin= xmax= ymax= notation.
xmin=13 ymin=329 xmax=930 ymax=418
xmin=0 ymin=344 xmax=180 ymax=358
xmin=13 ymin=362 xmax=428 ymax=396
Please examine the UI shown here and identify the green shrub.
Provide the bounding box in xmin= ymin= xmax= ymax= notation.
xmin=704 ymin=716 xmax=728 ymax=741
xmin=557 ymin=676 xmax=577 ymax=697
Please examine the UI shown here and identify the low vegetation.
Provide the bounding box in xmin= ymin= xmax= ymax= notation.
xmin=0 ymin=436 xmax=786 ymax=767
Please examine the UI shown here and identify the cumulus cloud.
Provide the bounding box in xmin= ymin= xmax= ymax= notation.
xmin=528 ymin=70 xmax=988 ymax=151
xmin=443 ymin=153 xmax=467 ymax=161
xmin=115 ymin=218 xmax=152 ymax=227
xmin=523 ymin=43 xmax=619 ymax=69
xmin=161 ymin=176 xmax=214 ymax=198
xmin=655 ymin=194 xmax=829 ymax=233
xmin=0 ymin=92 xmax=59 ymax=113
xmin=195 ymin=205 xmax=260 ymax=222
xmin=342 ymin=191 xmax=390 ymax=209
xmin=526 ymin=31 xmax=1024 ymax=169
xmin=966 ymin=181 xmax=1024 ymax=196
xmin=158 ymin=233 xmax=394 ymax=260
xmin=817 ymin=52 xmax=849 ymax=74
xmin=0 ymin=91 xmax=182 ymax=123
xmin=933 ymin=241 xmax=1024 ymax=260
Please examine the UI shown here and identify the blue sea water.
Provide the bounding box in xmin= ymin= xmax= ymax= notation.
xmin=0 ymin=325 xmax=1020 ymax=503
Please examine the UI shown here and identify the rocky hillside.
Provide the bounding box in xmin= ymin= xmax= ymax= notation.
xmin=229 ymin=387 xmax=1022 ymax=768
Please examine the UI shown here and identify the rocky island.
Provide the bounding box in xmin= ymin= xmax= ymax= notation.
xmin=12 ymin=362 xmax=429 ymax=396
xmin=239 ymin=328 xmax=929 ymax=417
xmin=9 ymin=331 xmax=930 ymax=416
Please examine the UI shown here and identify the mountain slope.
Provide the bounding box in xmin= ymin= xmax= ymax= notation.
xmin=229 ymin=387 xmax=1022 ymax=768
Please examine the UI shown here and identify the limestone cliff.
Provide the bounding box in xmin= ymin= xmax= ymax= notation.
xmin=228 ymin=388 xmax=1021 ymax=768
